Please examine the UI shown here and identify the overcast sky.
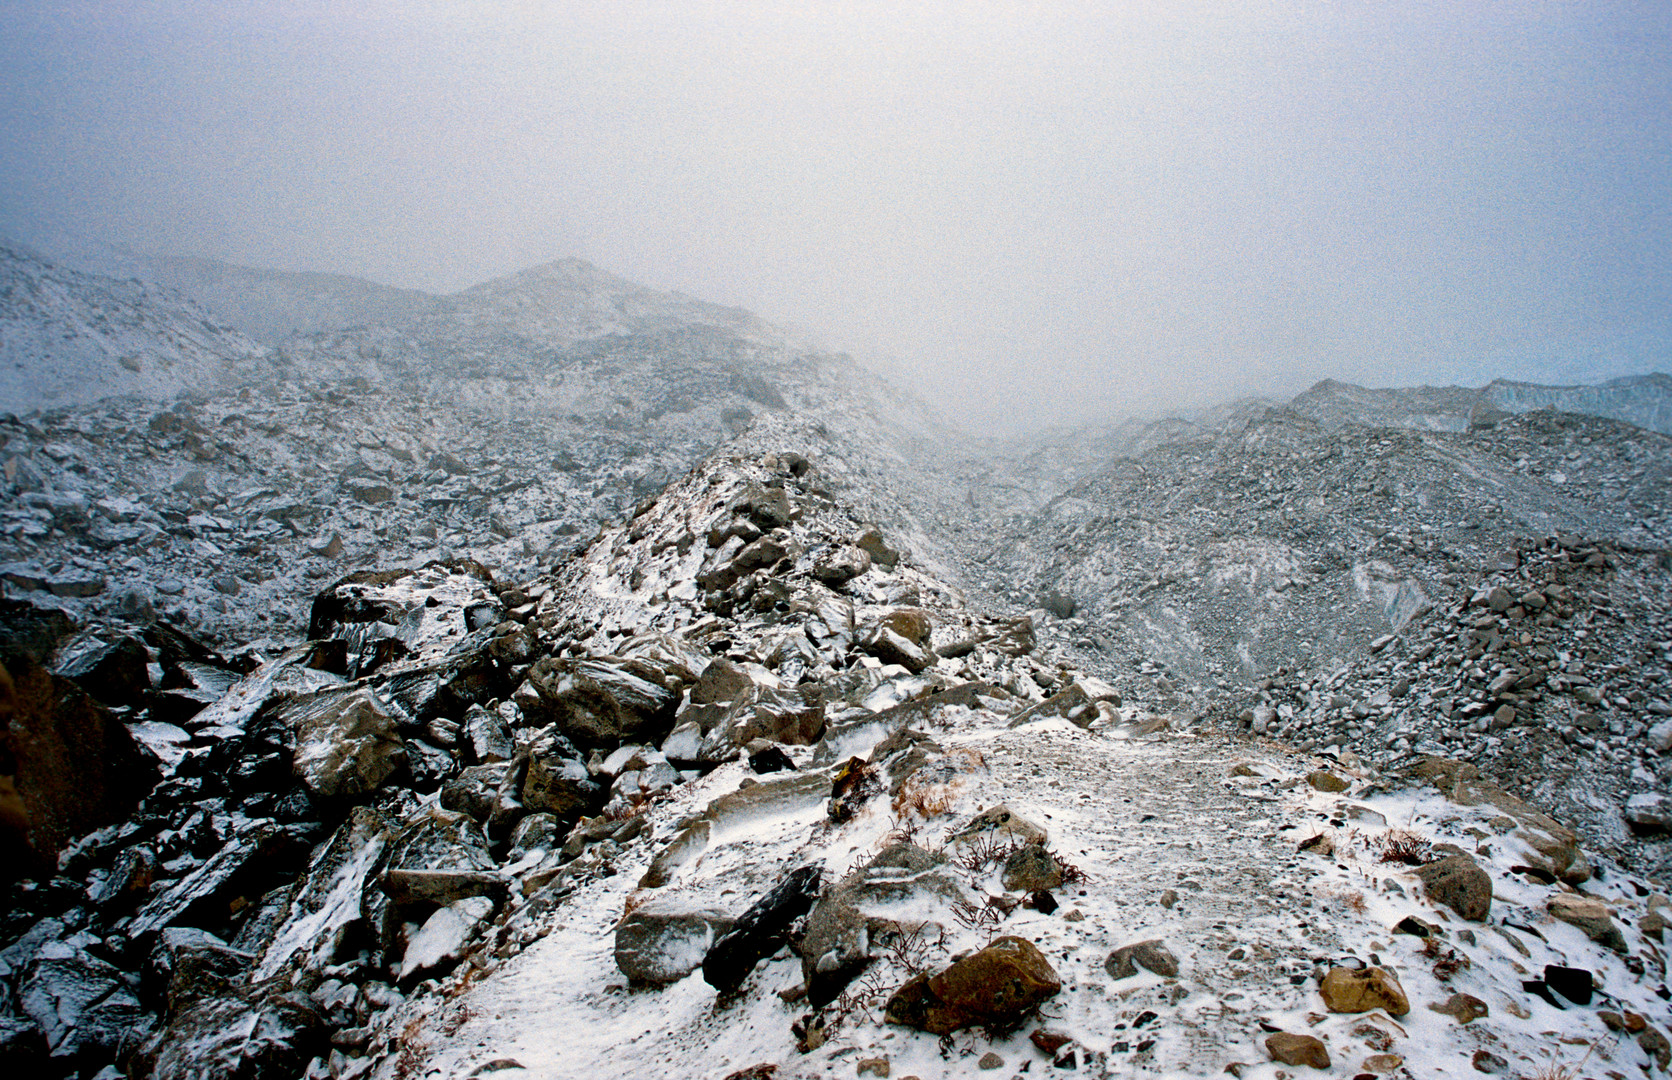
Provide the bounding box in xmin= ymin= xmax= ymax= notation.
xmin=1 ymin=2 xmax=1668 ymax=429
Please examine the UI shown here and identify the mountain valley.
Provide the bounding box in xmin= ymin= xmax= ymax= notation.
xmin=1 ymin=241 xmax=1670 ymax=1080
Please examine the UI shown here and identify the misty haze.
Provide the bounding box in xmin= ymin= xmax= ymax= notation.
xmin=0 ymin=5 xmax=1670 ymax=1079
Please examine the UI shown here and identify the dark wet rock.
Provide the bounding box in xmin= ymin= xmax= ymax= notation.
xmin=702 ymin=865 xmax=823 ymax=993
xmin=275 ymin=688 xmax=407 ymax=800
xmin=522 ymin=657 xmax=680 ymax=748
xmin=1543 ymin=964 xmax=1593 ymax=1006
xmin=129 ymin=820 xmax=313 ymax=944
xmin=0 ymin=1014 xmax=47 ymax=1072
xmin=885 ymin=936 xmax=1061 ymax=1035
xmin=747 ymin=743 xmax=796 ymax=774
xmin=1414 ymin=855 xmax=1492 ymax=922
xmin=0 ymin=647 xmax=159 ymax=875
xmin=615 ymin=898 xmax=736 ymax=985
xmin=20 ymin=941 xmax=147 ymax=1064
xmin=52 ymin=630 xmax=151 ymax=708
xmin=130 ymin=979 xmax=327 ymax=1080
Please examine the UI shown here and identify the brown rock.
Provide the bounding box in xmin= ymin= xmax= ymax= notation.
xmin=0 ymin=650 xmax=158 ymax=875
xmin=884 ymin=936 xmax=1061 ymax=1035
xmin=1105 ymin=940 xmax=1180 ymax=979
xmin=1414 ymin=855 xmax=1493 ymax=922
xmin=1319 ymin=966 xmax=1409 ymax=1016
xmin=1265 ymin=1032 xmax=1330 ymax=1069
xmin=1429 ymin=992 xmax=1489 ymax=1024
xmin=1641 ymin=1025 xmax=1672 ymax=1071
xmin=977 ymin=1052 xmax=1004 ymax=1070
xmin=877 ymin=608 xmax=932 ymax=647
xmin=856 ymin=1057 xmax=889 ymax=1078
xmin=1548 ymin=893 xmax=1626 ymax=951
xmin=1362 ymin=1054 xmax=1403 ymax=1074
xmin=1306 ymin=770 xmax=1349 ymax=793
xmin=1001 ymin=843 xmax=1063 ymax=892
xmin=692 ymin=659 xmax=753 ymax=705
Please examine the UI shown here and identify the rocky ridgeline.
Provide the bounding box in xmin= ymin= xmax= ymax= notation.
xmin=2 ymin=447 xmax=1671 ymax=1079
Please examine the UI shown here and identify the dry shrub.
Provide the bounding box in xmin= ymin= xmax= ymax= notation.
xmin=392 ymin=1016 xmax=430 ymax=1080
xmin=1318 ymin=886 xmax=1367 ymax=915
xmin=1052 ymin=850 xmax=1088 ymax=884
xmin=1375 ymin=829 xmax=1436 ymax=866
xmin=952 ymin=835 xmax=1023 ymax=876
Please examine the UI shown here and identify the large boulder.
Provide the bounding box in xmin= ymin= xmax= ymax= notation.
xmin=279 ymin=688 xmax=407 ymax=800
xmin=1414 ymin=855 xmax=1492 ymax=922
xmin=521 ymin=657 xmax=680 ymax=748
xmin=885 ymin=936 xmax=1061 ymax=1035
xmin=615 ymin=897 xmax=737 ymax=985
xmin=130 ymin=979 xmax=327 ymax=1080
xmin=0 ymin=645 xmax=159 ymax=875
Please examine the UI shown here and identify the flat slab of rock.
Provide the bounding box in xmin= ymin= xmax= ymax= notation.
xmin=383 ymin=868 xmax=506 ymax=906
xmin=400 ymin=896 xmax=495 ymax=981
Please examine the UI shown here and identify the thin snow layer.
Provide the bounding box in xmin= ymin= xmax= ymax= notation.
xmin=400 ymin=713 xmax=1671 ymax=1080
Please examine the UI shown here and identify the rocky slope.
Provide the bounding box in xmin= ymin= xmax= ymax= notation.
xmin=0 ymin=246 xmax=274 ymax=412
xmin=2 ymin=444 xmax=1669 ymax=1080
xmin=3 ymin=244 xmax=1672 ymax=1078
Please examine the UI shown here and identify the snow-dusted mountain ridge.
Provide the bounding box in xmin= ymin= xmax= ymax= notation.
xmin=1 ymin=244 xmax=1671 ymax=1080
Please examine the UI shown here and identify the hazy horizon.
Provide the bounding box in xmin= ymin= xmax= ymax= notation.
xmin=2 ymin=3 xmax=1668 ymax=430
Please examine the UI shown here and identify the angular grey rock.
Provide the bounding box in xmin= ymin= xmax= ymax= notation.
xmin=614 ymin=898 xmax=736 ymax=985
xmin=280 ymin=688 xmax=407 ymax=799
xmin=400 ymin=896 xmax=496 ymax=981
